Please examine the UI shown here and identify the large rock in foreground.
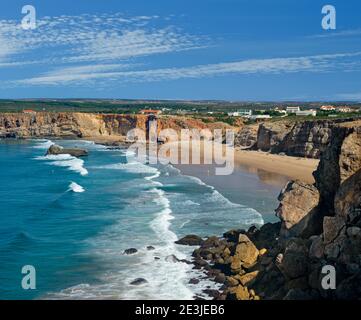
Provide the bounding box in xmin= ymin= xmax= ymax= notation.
xmin=276 ymin=180 xmax=320 ymax=239
xmin=46 ymin=144 xmax=88 ymax=157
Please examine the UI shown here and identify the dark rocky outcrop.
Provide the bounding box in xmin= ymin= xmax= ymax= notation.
xmin=180 ymin=121 xmax=361 ymax=300
xmin=276 ymin=181 xmax=321 ymax=239
xmin=123 ymin=248 xmax=138 ymax=255
xmin=130 ymin=278 xmax=148 ymax=285
xmin=46 ymin=145 xmax=88 ymax=157
xmin=175 ymin=235 xmax=204 ymax=246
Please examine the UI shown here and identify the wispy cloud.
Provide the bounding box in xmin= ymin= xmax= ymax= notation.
xmin=335 ymin=92 xmax=361 ymax=101
xmin=0 ymin=13 xmax=206 ymax=66
xmin=14 ymin=52 xmax=361 ymax=86
xmin=309 ymin=28 xmax=361 ymax=39
xmin=2 ymin=12 xmax=361 ymax=92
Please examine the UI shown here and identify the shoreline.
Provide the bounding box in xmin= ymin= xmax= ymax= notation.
xmin=233 ymin=149 xmax=319 ymax=184
xmin=1 ymin=135 xmax=319 ymax=185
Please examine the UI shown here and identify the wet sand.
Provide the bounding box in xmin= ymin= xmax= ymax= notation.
xmin=234 ymin=149 xmax=319 ymax=184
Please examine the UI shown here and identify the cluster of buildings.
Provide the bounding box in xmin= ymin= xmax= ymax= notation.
xmin=285 ymin=106 xmax=317 ymax=117
xmin=227 ymin=104 xmax=359 ymax=120
xmin=320 ymin=105 xmax=354 ymax=113
xmin=227 ymin=110 xmax=271 ymax=120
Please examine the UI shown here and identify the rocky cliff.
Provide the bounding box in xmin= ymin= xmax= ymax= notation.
xmin=235 ymin=118 xmax=359 ymax=158
xmin=178 ymin=119 xmax=361 ymax=300
xmin=0 ymin=112 xmax=232 ymax=139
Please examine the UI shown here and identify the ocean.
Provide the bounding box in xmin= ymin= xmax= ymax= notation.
xmin=0 ymin=139 xmax=280 ymax=300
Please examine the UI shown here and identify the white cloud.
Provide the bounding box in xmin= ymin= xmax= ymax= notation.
xmin=15 ymin=52 xmax=361 ymax=86
xmin=0 ymin=13 xmax=205 ymax=66
xmin=309 ymin=29 xmax=361 ymax=39
xmin=335 ymin=92 xmax=361 ymax=101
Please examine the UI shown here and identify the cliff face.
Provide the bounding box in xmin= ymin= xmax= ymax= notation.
xmin=256 ymin=120 xmax=336 ymax=158
xmin=185 ymin=119 xmax=361 ymax=300
xmin=0 ymin=112 xmax=230 ymax=139
xmin=234 ymin=124 xmax=259 ymax=149
xmin=250 ymin=121 xmax=361 ymax=299
xmin=0 ymin=112 xmax=117 ymax=138
xmin=233 ymin=118 xmax=360 ymax=158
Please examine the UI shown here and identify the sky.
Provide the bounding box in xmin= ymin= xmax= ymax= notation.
xmin=0 ymin=0 xmax=360 ymax=101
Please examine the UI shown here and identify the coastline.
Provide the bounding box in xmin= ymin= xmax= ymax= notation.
xmin=234 ymin=149 xmax=319 ymax=184
xmin=90 ymin=136 xmax=319 ymax=184
xmin=0 ymin=136 xmax=320 ymax=299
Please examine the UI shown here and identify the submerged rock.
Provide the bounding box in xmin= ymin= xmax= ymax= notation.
xmin=130 ymin=278 xmax=148 ymax=286
xmin=46 ymin=144 xmax=88 ymax=157
xmin=189 ymin=278 xmax=200 ymax=284
xmin=175 ymin=235 xmax=204 ymax=246
xmin=123 ymin=248 xmax=138 ymax=255
xmin=165 ymin=254 xmax=181 ymax=263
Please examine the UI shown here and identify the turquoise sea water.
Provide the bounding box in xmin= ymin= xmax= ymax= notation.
xmin=0 ymin=139 xmax=277 ymax=300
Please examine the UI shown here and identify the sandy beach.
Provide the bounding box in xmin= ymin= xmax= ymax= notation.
xmin=172 ymin=140 xmax=319 ymax=184
xmin=91 ymin=136 xmax=319 ymax=184
xmin=233 ymin=149 xmax=319 ymax=184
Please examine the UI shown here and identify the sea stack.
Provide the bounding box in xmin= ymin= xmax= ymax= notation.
xmin=46 ymin=144 xmax=88 ymax=157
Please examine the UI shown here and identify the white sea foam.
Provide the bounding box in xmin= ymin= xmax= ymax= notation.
xmin=144 ymin=171 xmax=161 ymax=181
xmin=32 ymin=139 xmax=54 ymax=149
xmin=44 ymin=161 xmax=262 ymax=300
xmin=68 ymin=182 xmax=85 ymax=193
xmin=179 ymin=219 xmax=191 ymax=229
xmin=96 ymin=162 xmax=159 ymax=175
xmin=35 ymin=154 xmax=88 ymax=176
xmin=184 ymin=200 xmax=200 ymax=206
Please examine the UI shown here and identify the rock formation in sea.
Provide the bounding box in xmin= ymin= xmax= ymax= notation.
xmin=46 ymin=145 xmax=88 ymax=157
xmin=178 ymin=120 xmax=361 ymax=300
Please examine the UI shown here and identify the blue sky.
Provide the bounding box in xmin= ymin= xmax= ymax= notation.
xmin=0 ymin=0 xmax=360 ymax=101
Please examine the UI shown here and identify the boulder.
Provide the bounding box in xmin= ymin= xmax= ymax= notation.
xmin=324 ymin=243 xmax=340 ymax=260
xmin=175 ymin=235 xmax=204 ymax=246
xmin=276 ymin=181 xmax=320 ymax=239
xmin=233 ymin=234 xmax=259 ymax=269
xmin=323 ymin=216 xmax=345 ymax=244
xmin=123 ymin=248 xmax=137 ymax=255
xmin=278 ymin=239 xmax=308 ymax=279
xmin=165 ymin=254 xmax=181 ymax=263
xmin=225 ymin=276 xmax=239 ymax=287
xmin=130 ymin=278 xmax=148 ymax=285
xmin=228 ymin=285 xmax=250 ymax=300
xmin=346 ymin=226 xmax=361 ymax=238
xmin=309 ymin=235 xmax=324 ymax=259
xmin=189 ymin=278 xmax=200 ymax=284
xmin=46 ymin=144 xmax=88 ymax=157
xmin=214 ymin=273 xmax=226 ymax=284
xmin=238 ymin=271 xmax=259 ymax=286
